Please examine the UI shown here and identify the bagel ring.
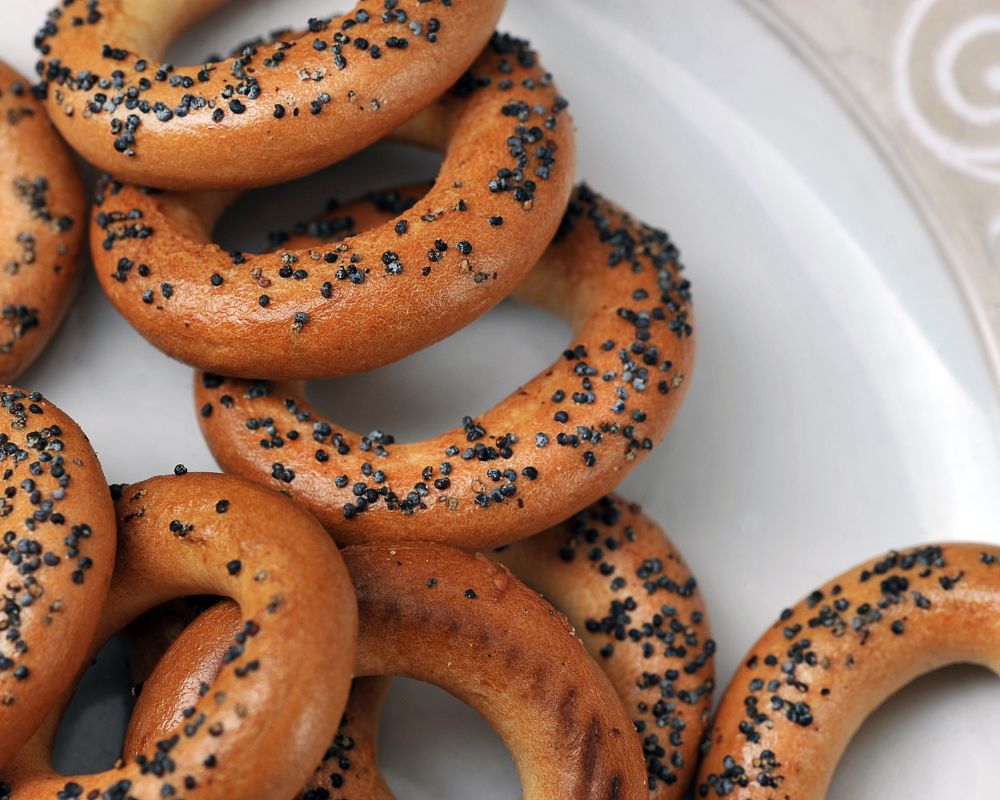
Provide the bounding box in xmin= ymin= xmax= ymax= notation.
xmin=0 ymin=472 xmax=358 ymax=799
xmin=91 ymin=33 xmax=575 ymax=379
xmin=195 ymin=184 xmax=695 ymax=549
xmin=34 ymin=0 xmax=505 ymax=190
xmin=120 ymin=543 xmax=650 ymax=798
xmin=496 ymin=495 xmax=716 ymax=798
xmin=0 ymin=62 xmax=85 ymax=383
xmin=0 ymin=387 xmax=115 ymax=770
xmin=697 ymin=542 xmax=1000 ymax=799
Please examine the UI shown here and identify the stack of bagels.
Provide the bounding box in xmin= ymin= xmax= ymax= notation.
xmin=1 ymin=3 xmax=995 ymax=799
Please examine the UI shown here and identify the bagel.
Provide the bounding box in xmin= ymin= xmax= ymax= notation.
xmin=0 ymin=472 xmax=358 ymax=799
xmin=0 ymin=61 xmax=84 ymax=383
xmin=0 ymin=387 xmax=115 ymax=770
xmin=123 ymin=600 xmax=393 ymax=800
xmin=34 ymin=0 xmax=505 ymax=190
xmin=90 ymin=32 xmax=575 ymax=379
xmin=495 ymin=495 xmax=716 ymax=798
xmin=697 ymin=543 xmax=1000 ymax=799
xmin=194 ymin=184 xmax=695 ymax=549
xmin=118 ymin=543 xmax=650 ymax=798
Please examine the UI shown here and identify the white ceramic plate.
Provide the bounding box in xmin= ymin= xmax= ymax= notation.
xmin=4 ymin=1 xmax=1000 ymax=797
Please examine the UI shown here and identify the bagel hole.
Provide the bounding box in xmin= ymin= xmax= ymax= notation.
xmin=166 ymin=1 xmax=357 ymax=67
xmin=828 ymin=664 xmax=1000 ymax=798
xmin=305 ymin=299 xmax=571 ymax=442
xmin=378 ymin=678 xmax=519 ymax=797
xmin=51 ymin=637 xmax=134 ymax=774
xmin=212 ymin=141 xmax=443 ymax=254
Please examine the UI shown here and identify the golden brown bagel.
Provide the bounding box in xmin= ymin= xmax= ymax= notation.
xmin=303 ymin=676 xmax=394 ymax=800
xmin=119 ymin=543 xmax=650 ymax=798
xmin=0 ymin=472 xmax=358 ymax=800
xmin=128 ymin=497 xmax=714 ymax=798
xmin=697 ymin=543 xmax=1000 ymax=799
xmin=125 ymin=608 xmax=394 ymax=800
xmin=0 ymin=387 xmax=115 ymax=770
xmin=496 ymin=495 xmax=716 ymax=798
xmin=0 ymin=62 xmax=85 ymax=383
xmin=195 ymin=185 xmax=695 ymax=549
xmin=34 ymin=0 xmax=505 ymax=190
xmin=124 ymin=596 xmax=219 ymax=692
xmin=90 ymin=33 xmax=574 ymax=379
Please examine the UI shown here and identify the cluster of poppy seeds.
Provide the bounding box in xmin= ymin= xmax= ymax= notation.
xmin=0 ymin=391 xmax=98 ymax=706
xmin=302 ymin=715 xmax=357 ymax=799
xmin=546 ymin=497 xmax=715 ymax=793
xmin=0 ymin=78 xmax=77 ymax=359
xmin=34 ymin=0 xmax=462 ymax=158
xmin=196 ymin=185 xmax=691 ymax=529
xmin=90 ymin=32 xmax=568 ymax=344
xmin=697 ymin=545 xmax=981 ymax=797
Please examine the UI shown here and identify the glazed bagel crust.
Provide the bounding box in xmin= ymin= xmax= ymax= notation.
xmin=0 ymin=62 xmax=85 ymax=383
xmin=195 ymin=185 xmax=694 ymax=549
xmin=120 ymin=544 xmax=649 ymax=799
xmin=0 ymin=388 xmax=115 ymax=770
xmin=697 ymin=543 xmax=1000 ymax=799
xmin=0 ymin=473 xmax=358 ymax=800
xmin=90 ymin=33 xmax=575 ymax=379
xmin=34 ymin=0 xmax=505 ymax=190
xmin=495 ymin=496 xmax=716 ymax=798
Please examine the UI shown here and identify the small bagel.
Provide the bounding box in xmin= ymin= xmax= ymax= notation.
xmin=90 ymin=33 xmax=575 ymax=379
xmin=495 ymin=495 xmax=716 ymax=798
xmin=0 ymin=387 xmax=115 ymax=770
xmin=34 ymin=0 xmax=505 ymax=190
xmin=0 ymin=472 xmax=358 ymax=799
xmin=0 ymin=62 xmax=85 ymax=383
xmin=119 ymin=543 xmax=650 ymax=798
xmin=194 ymin=185 xmax=695 ymax=549
xmin=126 ymin=612 xmax=395 ymax=800
xmin=697 ymin=543 xmax=1000 ymax=799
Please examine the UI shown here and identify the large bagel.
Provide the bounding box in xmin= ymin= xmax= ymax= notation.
xmin=0 ymin=473 xmax=358 ymax=799
xmin=0 ymin=61 xmax=84 ymax=383
xmin=0 ymin=388 xmax=115 ymax=770
xmin=34 ymin=0 xmax=505 ymax=190
xmin=195 ymin=185 xmax=695 ymax=548
xmin=121 ymin=543 xmax=650 ymax=798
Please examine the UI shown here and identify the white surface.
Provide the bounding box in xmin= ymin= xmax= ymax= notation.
xmin=4 ymin=1 xmax=1000 ymax=797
